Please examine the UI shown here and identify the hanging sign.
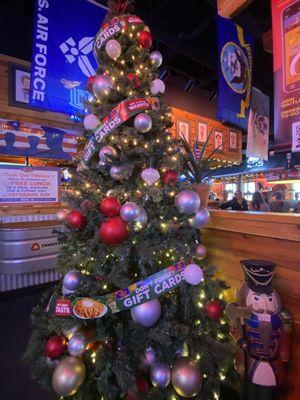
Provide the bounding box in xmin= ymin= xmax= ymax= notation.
xmin=49 ymin=261 xmax=187 ymax=319
xmin=266 ymin=169 xmax=300 ymax=182
xmin=0 ymin=166 xmax=61 ymax=204
xmin=82 ymin=97 xmax=159 ymax=163
xmin=246 ymin=87 xmax=270 ymax=161
xmin=0 ymin=119 xmax=78 ymax=160
xmin=217 ymin=16 xmax=254 ymax=130
xmin=272 ymin=0 xmax=300 ymax=151
xmin=29 ymin=0 xmax=107 ymax=114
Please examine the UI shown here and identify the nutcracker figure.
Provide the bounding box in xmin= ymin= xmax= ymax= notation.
xmin=227 ymin=260 xmax=292 ymax=400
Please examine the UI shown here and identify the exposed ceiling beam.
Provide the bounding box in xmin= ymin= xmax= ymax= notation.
xmin=138 ymin=11 xmax=217 ymax=70
xmin=179 ymin=10 xmax=215 ymax=40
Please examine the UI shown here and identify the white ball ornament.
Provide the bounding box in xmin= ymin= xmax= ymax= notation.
xmin=105 ymin=39 xmax=121 ymax=59
xmin=151 ymin=79 xmax=165 ymax=95
xmin=83 ymin=114 xmax=99 ymax=130
xmin=184 ymin=264 xmax=204 ymax=285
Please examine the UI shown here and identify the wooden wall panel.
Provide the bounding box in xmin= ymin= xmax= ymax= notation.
xmin=202 ymin=210 xmax=300 ymax=399
xmin=170 ymin=106 xmax=242 ymax=164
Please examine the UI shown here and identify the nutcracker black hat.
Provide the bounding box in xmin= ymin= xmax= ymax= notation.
xmin=241 ymin=259 xmax=276 ymax=294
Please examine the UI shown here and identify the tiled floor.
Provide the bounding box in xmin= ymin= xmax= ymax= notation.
xmin=0 ymin=289 xmax=53 ymax=400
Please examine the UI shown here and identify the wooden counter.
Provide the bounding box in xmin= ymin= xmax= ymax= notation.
xmin=202 ymin=210 xmax=300 ymax=400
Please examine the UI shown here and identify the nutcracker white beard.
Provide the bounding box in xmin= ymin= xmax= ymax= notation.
xmin=245 ymin=289 xmax=280 ymax=316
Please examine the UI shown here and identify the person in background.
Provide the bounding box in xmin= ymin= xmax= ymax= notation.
xmin=270 ymin=191 xmax=291 ymax=213
xmin=218 ymin=189 xmax=229 ymax=205
xmin=251 ymin=191 xmax=270 ymax=212
xmin=220 ymin=190 xmax=248 ymax=211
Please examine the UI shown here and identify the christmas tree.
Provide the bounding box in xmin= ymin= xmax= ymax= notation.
xmin=25 ymin=1 xmax=234 ymax=399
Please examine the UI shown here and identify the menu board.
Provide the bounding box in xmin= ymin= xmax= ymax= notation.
xmin=0 ymin=166 xmax=61 ymax=204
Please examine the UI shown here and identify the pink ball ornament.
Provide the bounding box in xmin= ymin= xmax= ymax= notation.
xmin=105 ymin=39 xmax=121 ymax=59
xmin=83 ymin=114 xmax=100 ymax=130
xmin=184 ymin=264 xmax=204 ymax=285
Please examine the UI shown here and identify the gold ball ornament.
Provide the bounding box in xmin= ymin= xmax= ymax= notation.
xmin=52 ymin=356 xmax=86 ymax=396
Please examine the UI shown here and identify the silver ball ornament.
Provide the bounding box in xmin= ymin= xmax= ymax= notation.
xmin=52 ymin=356 xmax=86 ymax=396
xmin=195 ymin=244 xmax=207 ymax=260
xmin=63 ymin=270 xmax=80 ymax=292
xmin=150 ymin=362 xmax=171 ymax=388
xmin=184 ymin=264 xmax=204 ymax=285
xmin=192 ymin=207 xmax=210 ymax=228
xmin=67 ymin=333 xmax=86 ymax=356
xmin=105 ymin=39 xmax=121 ymax=59
xmin=133 ymin=207 xmax=148 ymax=230
xmin=99 ymin=145 xmax=117 ymax=163
xmin=171 ymin=357 xmax=202 ymax=398
xmin=134 ymin=113 xmax=152 ymax=133
xmin=131 ymin=299 xmax=161 ymax=327
xmin=120 ymin=202 xmax=140 ymax=222
xmin=175 ymin=190 xmax=200 ymax=214
xmin=109 ymin=164 xmax=134 ymax=181
xmin=150 ymin=51 xmax=163 ymax=67
xmin=92 ymin=74 xmax=113 ymax=98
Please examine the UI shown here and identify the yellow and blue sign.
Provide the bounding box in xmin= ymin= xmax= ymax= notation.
xmin=217 ymin=16 xmax=254 ymax=130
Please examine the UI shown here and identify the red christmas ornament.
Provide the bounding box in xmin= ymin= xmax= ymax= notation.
xmin=99 ymin=197 xmax=121 ymax=217
xmin=205 ymin=300 xmax=223 ymax=320
xmin=138 ymin=30 xmax=153 ymax=49
xmin=136 ymin=376 xmax=149 ymax=394
xmin=66 ymin=210 xmax=87 ymax=229
xmin=98 ymin=216 xmax=129 ymax=245
xmin=87 ymin=75 xmax=96 ymax=92
xmin=127 ymin=73 xmax=142 ymax=88
xmin=45 ymin=335 xmax=67 ymax=359
xmin=126 ymin=390 xmax=140 ymax=400
xmin=163 ymin=169 xmax=178 ymax=185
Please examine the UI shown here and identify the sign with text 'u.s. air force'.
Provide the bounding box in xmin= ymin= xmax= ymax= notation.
xmin=29 ymin=0 xmax=107 ymax=115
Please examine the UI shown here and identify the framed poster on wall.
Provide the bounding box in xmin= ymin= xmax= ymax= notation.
xmin=8 ymin=63 xmax=33 ymax=109
xmin=214 ymin=129 xmax=223 ymax=150
xmin=197 ymin=121 xmax=208 ymax=143
xmin=229 ymin=130 xmax=238 ymax=150
xmin=177 ymin=118 xmax=190 ymax=143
